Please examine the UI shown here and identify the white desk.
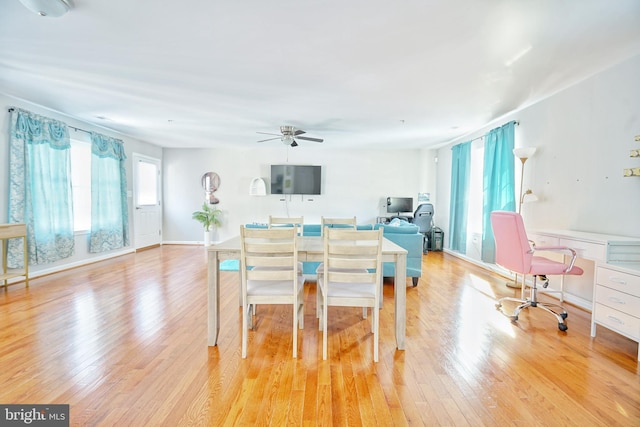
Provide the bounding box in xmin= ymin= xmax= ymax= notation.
xmin=528 ymin=229 xmax=640 ymax=303
xmin=592 ymin=261 xmax=640 ymax=361
xmin=529 ymin=229 xmax=640 ymax=360
xmin=207 ymin=235 xmax=408 ymax=350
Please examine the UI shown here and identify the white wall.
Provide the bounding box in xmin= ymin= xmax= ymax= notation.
xmin=0 ymin=93 xmax=438 ymax=276
xmin=0 ymin=94 xmax=163 ymax=276
xmin=435 ymin=53 xmax=640 ymax=307
xmin=437 ymin=53 xmax=640 ymax=249
xmin=4 ymin=53 xmax=637 ymax=281
xmin=162 ymin=146 xmax=437 ymax=243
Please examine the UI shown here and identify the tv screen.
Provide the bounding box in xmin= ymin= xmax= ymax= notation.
xmin=387 ymin=197 xmax=413 ymax=214
xmin=271 ymin=165 xmax=322 ymax=195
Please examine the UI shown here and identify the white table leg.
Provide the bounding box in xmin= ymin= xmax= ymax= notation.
xmin=208 ymin=250 xmax=220 ymax=346
xmin=394 ymin=253 xmax=407 ymax=350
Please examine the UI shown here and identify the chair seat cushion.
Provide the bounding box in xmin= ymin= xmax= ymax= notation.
xmin=322 ymin=281 xmax=376 ymax=298
xmin=529 ymin=256 xmax=584 ymax=276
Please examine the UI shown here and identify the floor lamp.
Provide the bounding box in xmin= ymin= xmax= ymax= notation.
xmin=506 ymin=147 xmax=537 ymax=288
xmin=514 ymin=147 xmax=537 ymax=214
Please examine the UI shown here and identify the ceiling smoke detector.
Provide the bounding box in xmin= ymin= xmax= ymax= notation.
xmin=19 ymin=0 xmax=71 ymax=17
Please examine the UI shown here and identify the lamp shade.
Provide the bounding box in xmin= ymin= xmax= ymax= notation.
xmin=19 ymin=0 xmax=70 ymax=17
xmin=513 ymin=147 xmax=537 ymax=160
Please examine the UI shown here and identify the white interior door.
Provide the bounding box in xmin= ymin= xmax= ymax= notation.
xmin=133 ymin=153 xmax=162 ymax=249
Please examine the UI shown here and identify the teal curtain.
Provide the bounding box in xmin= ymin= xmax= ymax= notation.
xmin=481 ymin=121 xmax=516 ymax=263
xmin=7 ymin=108 xmax=75 ymax=267
xmin=448 ymin=141 xmax=471 ymax=253
xmin=89 ymin=132 xmax=129 ymax=253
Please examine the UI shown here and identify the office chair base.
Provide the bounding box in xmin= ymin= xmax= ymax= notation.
xmin=496 ymin=297 xmax=569 ymax=331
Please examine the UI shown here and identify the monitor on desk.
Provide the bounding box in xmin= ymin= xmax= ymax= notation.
xmin=386 ymin=197 xmax=413 ymax=217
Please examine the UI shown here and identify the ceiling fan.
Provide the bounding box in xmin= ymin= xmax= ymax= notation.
xmin=257 ymin=125 xmax=324 ymax=147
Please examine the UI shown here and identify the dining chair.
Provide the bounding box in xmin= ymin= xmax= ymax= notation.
xmin=317 ymin=227 xmax=384 ymax=361
xmin=316 ymin=216 xmax=357 ymax=273
xmin=267 ymin=216 xmax=304 ymax=276
xmin=239 ymin=226 xmax=306 ymax=358
xmin=491 ymin=210 xmax=584 ymax=331
xmin=320 ymin=216 xmax=357 ymax=235
xmin=269 ymin=215 xmax=304 ymax=236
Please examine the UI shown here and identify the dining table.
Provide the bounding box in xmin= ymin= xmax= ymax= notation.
xmin=207 ymin=234 xmax=408 ymax=350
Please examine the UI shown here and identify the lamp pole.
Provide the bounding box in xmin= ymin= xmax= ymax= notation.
xmin=517 ymin=157 xmax=527 ymax=214
xmin=508 ymin=147 xmax=536 ymax=289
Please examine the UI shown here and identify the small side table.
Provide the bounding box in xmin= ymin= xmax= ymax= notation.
xmin=0 ymin=223 xmax=29 ymax=288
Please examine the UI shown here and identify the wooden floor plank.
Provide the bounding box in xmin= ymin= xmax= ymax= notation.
xmin=0 ymin=245 xmax=639 ymax=426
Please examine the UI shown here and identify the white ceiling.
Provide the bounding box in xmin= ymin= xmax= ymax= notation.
xmin=2 ymin=0 xmax=640 ymax=150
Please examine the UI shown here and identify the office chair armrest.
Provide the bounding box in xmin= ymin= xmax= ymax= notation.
xmin=529 ymin=245 xmax=578 ymax=273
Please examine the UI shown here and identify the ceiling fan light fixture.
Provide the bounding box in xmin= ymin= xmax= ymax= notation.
xmin=19 ymin=0 xmax=71 ymax=17
xmin=282 ymin=134 xmax=294 ymax=145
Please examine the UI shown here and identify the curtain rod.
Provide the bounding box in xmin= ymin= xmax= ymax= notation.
xmin=8 ymin=107 xmax=92 ymax=135
xmin=466 ymin=120 xmax=520 ymax=144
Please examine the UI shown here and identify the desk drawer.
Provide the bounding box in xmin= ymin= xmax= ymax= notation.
xmin=594 ymin=303 xmax=640 ymax=340
xmin=596 ymin=266 xmax=640 ymax=296
xmin=559 ymin=238 xmax=605 ymax=261
xmin=595 ymin=286 xmax=640 ymax=316
xmin=528 ymin=233 xmax=559 ymax=247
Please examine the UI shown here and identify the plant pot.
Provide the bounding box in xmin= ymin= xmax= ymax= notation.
xmin=204 ymin=229 xmax=213 ymax=246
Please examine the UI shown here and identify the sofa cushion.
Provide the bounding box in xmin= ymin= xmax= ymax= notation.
xmin=374 ymin=221 xmax=419 ymax=234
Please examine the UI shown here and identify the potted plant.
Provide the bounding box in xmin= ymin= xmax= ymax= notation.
xmin=192 ymin=202 xmax=222 ymax=246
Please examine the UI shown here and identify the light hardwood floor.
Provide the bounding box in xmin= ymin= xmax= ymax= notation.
xmin=0 ymin=245 xmax=638 ymax=426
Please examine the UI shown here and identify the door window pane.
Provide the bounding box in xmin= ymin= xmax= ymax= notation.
xmin=136 ymin=160 xmax=158 ymax=206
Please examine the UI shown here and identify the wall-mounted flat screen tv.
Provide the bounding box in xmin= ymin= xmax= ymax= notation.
xmin=271 ymin=165 xmax=322 ymax=195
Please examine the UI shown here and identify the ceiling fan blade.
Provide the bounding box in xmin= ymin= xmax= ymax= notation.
xmin=257 ymin=131 xmax=282 ymax=136
xmin=294 ymin=129 xmax=306 ymax=136
xmin=257 ymin=137 xmax=281 ymax=143
xmin=296 ymin=136 xmax=323 ymax=143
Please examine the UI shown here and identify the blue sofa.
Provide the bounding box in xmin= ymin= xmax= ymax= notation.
xmin=374 ymin=220 xmax=423 ymax=287
xmin=246 ymin=221 xmax=423 ymax=286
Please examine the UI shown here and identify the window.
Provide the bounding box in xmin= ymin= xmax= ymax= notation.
xmin=467 ymin=139 xmax=484 ymax=240
xmin=70 ymin=139 xmax=91 ymax=231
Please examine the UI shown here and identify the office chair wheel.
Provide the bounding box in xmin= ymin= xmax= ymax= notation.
xmin=558 ymin=323 xmax=568 ymax=331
